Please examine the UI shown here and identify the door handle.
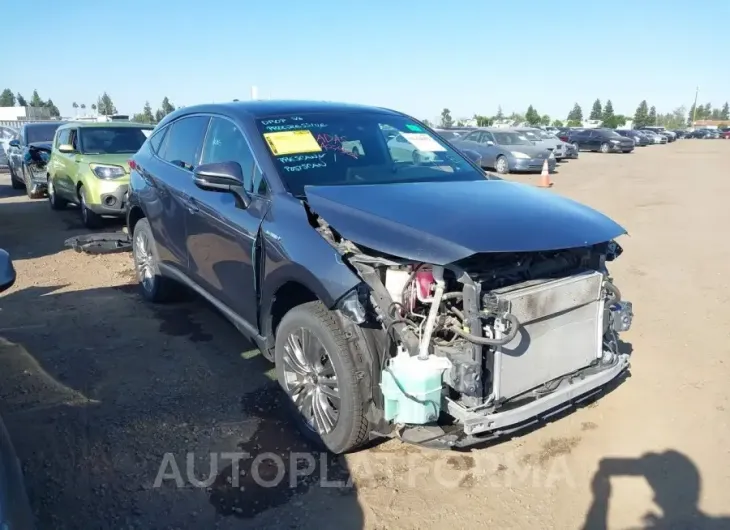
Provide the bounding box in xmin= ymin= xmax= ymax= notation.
xmin=185 ymin=198 xmax=199 ymax=214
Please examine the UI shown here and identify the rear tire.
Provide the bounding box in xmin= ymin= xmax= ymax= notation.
xmin=275 ymin=301 xmax=369 ymax=454
xmin=79 ymin=186 xmax=102 ymax=228
xmin=132 ymin=218 xmax=178 ymax=303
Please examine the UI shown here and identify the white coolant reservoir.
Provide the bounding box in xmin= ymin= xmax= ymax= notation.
xmin=380 ymin=349 xmax=451 ymax=424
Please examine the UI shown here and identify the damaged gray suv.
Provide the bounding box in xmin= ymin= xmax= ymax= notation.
xmin=126 ymin=101 xmax=634 ymax=453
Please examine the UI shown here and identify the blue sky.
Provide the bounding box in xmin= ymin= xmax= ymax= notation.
xmin=3 ymin=0 xmax=728 ymax=122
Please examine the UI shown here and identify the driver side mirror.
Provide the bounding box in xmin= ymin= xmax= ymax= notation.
xmin=58 ymin=144 xmax=75 ymax=153
xmin=8 ymin=139 xmax=20 ymax=148
xmin=193 ymin=161 xmax=251 ymax=208
xmin=486 ymin=140 xmax=494 ymax=146
xmin=0 ymin=249 xmax=16 ymax=294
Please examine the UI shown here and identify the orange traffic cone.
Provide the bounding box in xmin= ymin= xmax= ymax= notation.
xmin=538 ymin=159 xmax=553 ymax=188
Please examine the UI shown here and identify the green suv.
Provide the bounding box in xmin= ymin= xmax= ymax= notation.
xmin=47 ymin=122 xmax=153 ymax=227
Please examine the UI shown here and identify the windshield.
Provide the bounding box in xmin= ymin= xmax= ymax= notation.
xmin=26 ymin=123 xmax=62 ymax=143
xmin=519 ymin=131 xmax=542 ymax=142
xmin=601 ymin=129 xmax=624 ymax=139
xmin=436 ymin=130 xmax=461 ymax=140
xmin=255 ymin=113 xmax=484 ymax=197
xmin=492 ymin=132 xmax=533 ymax=146
xmin=79 ymin=127 xmax=152 ymax=154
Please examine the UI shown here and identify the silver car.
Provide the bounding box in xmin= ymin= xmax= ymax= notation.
xmin=452 ymin=127 xmax=556 ymax=174
xmin=0 ymin=126 xmax=18 ymax=167
xmin=515 ymin=127 xmax=569 ymax=161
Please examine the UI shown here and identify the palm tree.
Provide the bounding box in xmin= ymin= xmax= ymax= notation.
xmin=91 ymin=103 xmax=97 ymax=115
xmin=72 ymin=102 xmax=78 ymax=116
xmin=80 ymin=103 xmax=86 ymax=113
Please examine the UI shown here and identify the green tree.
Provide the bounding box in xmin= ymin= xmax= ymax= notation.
xmin=155 ymin=109 xmax=165 ymax=123
xmin=97 ymin=92 xmax=117 ymax=116
xmin=567 ymin=103 xmax=583 ymax=123
xmin=648 ymin=105 xmax=657 ymax=125
xmin=161 ymin=97 xmax=175 ymax=115
xmin=539 ymin=114 xmax=551 ymax=126
xmin=16 ymin=93 xmax=27 ymax=106
xmin=702 ymin=103 xmax=712 ymax=119
xmin=80 ymin=103 xmax=86 ymax=113
xmin=495 ymin=105 xmax=504 ymax=120
xmin=552 ymin=119 xmax=564 ymax=127
xmin=658 ymin=106 xmax=686 ymax=129
xmin=72 ymin=102 xmax=78 ymax=114
xmin=422 ymin=119 xmax=432 ymax=127
xmin=633 ymin=100 xmax=650 ymax=128
xmin=687 ymin=103 xmax=696 ymax=126
xmin=474 ymin=114 xmax=491 ymax=126
xmin=45 ymin=99 xmax=60 ymax=117
xmin=439 ymin=108 xmax=453 ymax=128
xmin=30 ymin=90 xmax=44 ymax=107
xmin=602 ymin=100 xmax=616 ymax=128
xmin=589 ymin=99 xmax=603 ymax=121
xmin=91 ymin=103 xmax=97 ymax=114
xmin=143 ymin=101 xmax=155 ymax=123
xmin=0 ymin=89 xmax=15 ymax=106
xmin=525 ymin=105 xmax=540 ymax=125
xmin=721 ymin=102 xmax=729 ymax=121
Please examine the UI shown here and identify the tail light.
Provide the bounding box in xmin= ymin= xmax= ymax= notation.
xmin=128 ymin=159 xmax=138 ymax=171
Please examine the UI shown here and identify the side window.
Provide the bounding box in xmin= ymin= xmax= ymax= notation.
xmin=162 ymin=116 xmax=210 ymax=171
xmin=463 ymin=131 xmax=481 ymax=143
xmin=69 ymin=130 xmax=78 ymax=150
xmin=56 ymin=129 xmax=70 ymax=147
xmin=200 ymin=117 xmax=257 ymax=192
xmin=149 ymin=126 xmax=168 ymax=155
xmin=483 ymin=132 xmax=495 ymax=143
xmin=252 ymin=166 xmax=267 ymax=195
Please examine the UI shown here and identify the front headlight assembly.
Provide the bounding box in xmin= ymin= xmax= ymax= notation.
xmin=90 ymin=164 xmax=126 ymax=179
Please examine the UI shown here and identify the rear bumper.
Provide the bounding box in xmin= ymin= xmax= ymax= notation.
xmin=446 ymin=354 xmax=630 ymax=437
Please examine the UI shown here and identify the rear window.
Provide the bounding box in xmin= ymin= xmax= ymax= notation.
xmin=79 ymin=127 xmax=153 ymax=155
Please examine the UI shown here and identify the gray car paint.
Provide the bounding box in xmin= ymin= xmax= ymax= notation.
xmin=451 ymin=128 xmax=551 ymax=169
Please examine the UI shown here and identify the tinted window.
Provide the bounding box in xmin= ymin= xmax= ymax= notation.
xmin=78 ymin=127 xmax=151 ymax=155
xmin=200 ymin=117 xmax=256 ymax=192
xmin=462 ymin=131 xmax=482 ymax=142
xmin=56 ymin=129 xmax=71 ymax=147
xmin=26 ymin=123 xmax=63 ymax=143
xmin=161 ymin=116 xmax=210 ymax=170
xmin=255 ymin=112 xmax=483 ymax=197
xmin=492 ymin=132 xmax=532 ymax=146
xmin=149 ymin=126 xmax=168 ymax=154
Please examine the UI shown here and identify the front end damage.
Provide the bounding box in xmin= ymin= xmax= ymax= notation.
xmin=314 ymin=214 xmax=633 ymax=448
xmin=24 ymin=144 xmax=52 ymax=198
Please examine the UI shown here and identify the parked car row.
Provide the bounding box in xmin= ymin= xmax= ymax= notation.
xmin=3 ymin=100 xmax=636 ymax=457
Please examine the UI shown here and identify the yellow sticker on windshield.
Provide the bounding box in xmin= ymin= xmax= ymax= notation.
xmin=263 ymin=130 xmax=322 ymax=156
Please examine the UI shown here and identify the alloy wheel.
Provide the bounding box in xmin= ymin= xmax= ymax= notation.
xmin=495 ymin=157 xmax=508 ymax=173
xmin=134 ymin=231 xmax=155 ymax=293
xmin=48 ymin=179 xmax=56 ymax=205
xmin=281 ymin=327 xmax=340 ymax=435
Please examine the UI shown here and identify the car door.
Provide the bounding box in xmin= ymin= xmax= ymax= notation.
xmin=150 ymin=115 xmax=211 ymax=272
xmin=51 ymin=128 xmax=77 ymax=200
xmin=7 ymin=127 xmax=24 ymax=173
xmin=185 ymin=116 xmax=270 ymax=327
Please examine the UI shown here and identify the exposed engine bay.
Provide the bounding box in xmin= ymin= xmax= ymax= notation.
xmin=313 ymin=212 xmax=634 ymax=444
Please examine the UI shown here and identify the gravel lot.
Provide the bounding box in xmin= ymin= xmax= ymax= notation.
xmin=1 ymin=140 xmax=729 ymax=530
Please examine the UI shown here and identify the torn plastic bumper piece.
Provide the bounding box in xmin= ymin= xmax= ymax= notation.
xmin=64 ymin=232 xmax=132 ymax=254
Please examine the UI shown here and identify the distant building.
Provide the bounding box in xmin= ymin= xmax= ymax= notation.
xmin=0 ymin=106 xmax=52 ymax=121
xmin=692 ymin=120 xmax=727 ymax=130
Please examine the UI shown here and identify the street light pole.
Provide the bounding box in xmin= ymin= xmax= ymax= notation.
xmin=691 ymin=86 xmax=699 ymax=128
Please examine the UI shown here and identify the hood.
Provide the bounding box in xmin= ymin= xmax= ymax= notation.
xmin=503 ymin=144 xmax=549 ymax=157
xmin=304 ymin=180 xmax=626 ymax=265
xmin=81 ymin=153 xmax=133 ymax=169
xmin=28 ymin=141 xmax=52 ymax=152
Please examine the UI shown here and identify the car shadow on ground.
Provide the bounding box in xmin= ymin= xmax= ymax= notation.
xmin=582 ymin=450 xmax=730 ymax=529
xmin=0 ymin=183 xmax=126 ymax=262
xmin=0 ymin=282 xmax=364 ymax=530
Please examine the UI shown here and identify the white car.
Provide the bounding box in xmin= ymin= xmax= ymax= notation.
xmin=386 ymin=132 xmax=438 ymax=164
xmin=0 ymin=126 xmax=18 ymax=167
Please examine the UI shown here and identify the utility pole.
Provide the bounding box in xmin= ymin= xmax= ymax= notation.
xmin=691 ymin=86 xmax=699 ymax=128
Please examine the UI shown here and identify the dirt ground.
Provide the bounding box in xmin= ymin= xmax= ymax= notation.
xmin=1 ymin=140 xmax=729 ymax=530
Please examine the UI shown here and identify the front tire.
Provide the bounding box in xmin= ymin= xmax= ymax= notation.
xmin=79 ymin=186 xmax=102 ymax=228
xmin=275 ymin=301 xmax=369 ymax=454
xmin=132 ymin=218 xmax=177 ymax=303
xmin=495 ymin=155 xmax=509 ymax=174
xmin=9 ymin=166 xmax=23 ymax=189
xmin=600 ymin=142 xmax=610 ymax=153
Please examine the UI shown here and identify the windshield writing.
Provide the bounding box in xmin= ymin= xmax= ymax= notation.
xmin=256 ymin=113 xmax=484 ymax=196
